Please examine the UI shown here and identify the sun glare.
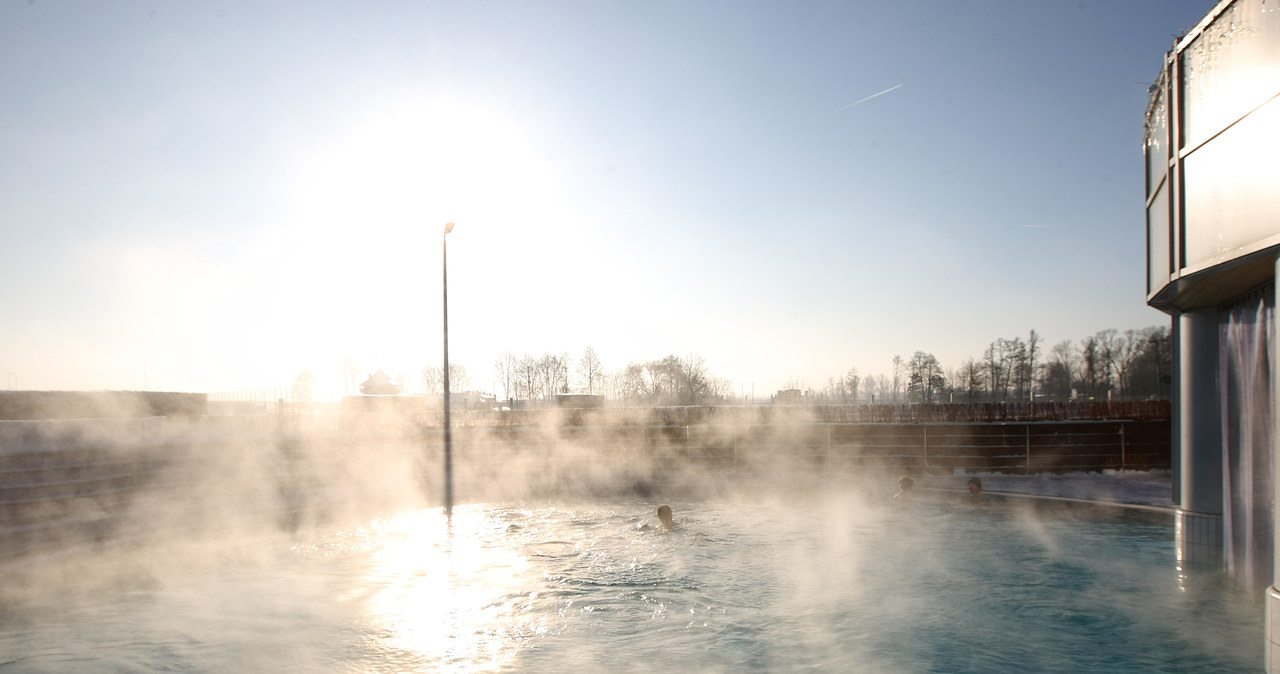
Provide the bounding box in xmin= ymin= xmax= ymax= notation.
xmin=283 ymin=94 xmax=554 ymax=225
xmin=182 ymin=90 xmax=655 ymax=394
xmin=204 ymin=93 xmax=589 ymax=390
xmin=359 ymin=507 xmax=537 ymax=670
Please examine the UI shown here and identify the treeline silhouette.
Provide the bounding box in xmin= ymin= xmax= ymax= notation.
xmin=472 ymin=325 xmax=1172 ymax=406
xmin=815 ymin=326 xmax=1172 ymax=405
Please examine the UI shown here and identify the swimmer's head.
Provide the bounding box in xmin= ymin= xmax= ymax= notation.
xmin=967 ymin=477 xmax=982 ymax=495
xmin=657 ymin=504 xmax=674 ymax=528
xmin=898 ymin=476 xmax=914 ymax=491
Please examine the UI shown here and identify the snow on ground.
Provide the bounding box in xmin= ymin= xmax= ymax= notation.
xmin=918 ymin=470 xmax=1175 ymax=509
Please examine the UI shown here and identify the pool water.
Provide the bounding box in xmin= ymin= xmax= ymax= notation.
xmin=0 ymin=495 xmax=1264 ymax=672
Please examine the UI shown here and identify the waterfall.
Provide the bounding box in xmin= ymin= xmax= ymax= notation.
xmin=1220 ymin=286 xmax=1275 ymax=593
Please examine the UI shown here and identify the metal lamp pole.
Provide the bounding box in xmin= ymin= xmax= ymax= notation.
xmin=442 ymin=221 xmax=455 ymax=518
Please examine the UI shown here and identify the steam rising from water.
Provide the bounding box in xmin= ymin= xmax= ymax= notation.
xmin=0 ymin=414 xmax=1264 ymax=672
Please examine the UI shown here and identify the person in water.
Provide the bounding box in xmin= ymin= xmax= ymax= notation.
xmin=639 ymin=504 xmax=677 ymax=532
xmin=893 ymin=476 xmax=914 ymax=503
xmin=657 ymin=504 xmax=675 ymax=531
xmin=967 ymin=477 xmax=983 ymax=498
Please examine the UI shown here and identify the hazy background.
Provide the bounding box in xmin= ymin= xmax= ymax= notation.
xmin=0 ymin=0 xmax=1215 ymax=397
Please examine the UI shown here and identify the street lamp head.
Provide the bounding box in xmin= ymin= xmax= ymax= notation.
xmin=444 ymin=221 xmax=455 ymax=234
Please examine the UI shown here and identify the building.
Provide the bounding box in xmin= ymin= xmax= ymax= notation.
xmin=773 ymin=389 xmax=804 ymax=405
xmin=358 ymin=370 xmax=402 ymax=396
xmin=1143 ymin=1 xmax=1280 ymax=668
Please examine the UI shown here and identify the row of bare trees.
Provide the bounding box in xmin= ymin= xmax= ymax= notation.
xmin=407 ymin=324 xmax=1172 ymax=407
xmin=487 ymin=349 xmax=732 ymax=406
xmin=606 ymin=354 xmax=732 ymax=405
xmin=816 ymin=326 xmax=1172 ymax=405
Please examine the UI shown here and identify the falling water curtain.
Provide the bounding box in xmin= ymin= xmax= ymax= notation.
xmin=1220 ymin=286 xmax=1275 ymax=593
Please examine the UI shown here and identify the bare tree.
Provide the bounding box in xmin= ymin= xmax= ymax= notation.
xmin=516 ymin=355 xmax=538 ymax=400
xmin=955 ymin=358 xmax=985 ymax=403
xmin=680 ymin=354 xmax=714 ymax=404
xmin=706 ymin=374 xmax=733 ymax=401
xmin=1095 ymin=329 xmax=1121 ymax=398
xmin=1112 ymin=329 xmax=1144 ymax=400
xmin=845 ymin=367 xmax=860 ymax=404
xmin=907 ymin=351 xmax=945 ymax=403
xmin=1043 ymin=340 xmax=1076 ymax=400
xmin=874 ymin=374 xmax=891 ymax=402
xmin=1006 ymin=337 xmax=1028 ymax=401
xmin=614 ymin=362 xmax=650 ymax=402
xmin=861 ymin=374 xmax=878 ymax=402
xmin=649 ymin=356 xmax=685 ymax=404
xmin=981 ymin=337 xmax=1026 ymax=401
xmin=603 ymin=370 xmax=621 ymax=400
xmin=421 ymin=365 xmax=442 ymax=395
xmin=448 ymin=363 xmax=470 ymax=393
xmin=423 ymin=364 xmax=468 ymax=394
xmin=1127 ymin=325 xmax=1172 ymax=399
xmin=1026 ymin=329 xmax=1041 ymax=401
xmin=1079 ymin=335 xmax=1101 ymax=400
xmin=577 ymin=347 xmax=604 ymax=395
xmin=984 ymin=340 xmax=1005 ymax=401
xmin=891 ymin=355 xmax=904 ymax=402
xmin=820 ymin=377 xmax=838 ymax=404
xmin=537 ymin=352 xmax=570 ymax=399
xmin=599 ymin=353 xmax=725 ymax=405
xmin=494 ymin=352 xmax=518 ymax=400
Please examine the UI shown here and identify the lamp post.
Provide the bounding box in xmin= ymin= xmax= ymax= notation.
xmin=442 ymin=221 xmax=455 ymax=518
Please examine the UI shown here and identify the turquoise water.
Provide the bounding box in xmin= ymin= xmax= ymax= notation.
xmin=0 ymin=495 xmax=1264 ymax=672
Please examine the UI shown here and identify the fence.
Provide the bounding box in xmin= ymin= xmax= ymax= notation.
xmin=0 ymin=391 xmax=207 ymax=420
xmin=0 ymin=418 xmax=421 ymax=567
xmin=444 ymin=418 xmax=1170 ymax=475
xmin=393 ymin=400 xmax=1171 ymax=430
xmin=0 ymin=414 xmax=1171 ymax=566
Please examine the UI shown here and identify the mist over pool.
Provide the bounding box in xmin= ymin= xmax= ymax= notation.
xmin=0 ymin=487 xmax=1262 ymax=673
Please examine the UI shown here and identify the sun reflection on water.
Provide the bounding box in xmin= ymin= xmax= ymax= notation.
xmin=356 ymin=505 xmax=541 ymax=672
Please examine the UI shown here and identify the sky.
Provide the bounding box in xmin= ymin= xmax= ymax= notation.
xmin=0 ymin=0 xmax=1218 ymax=399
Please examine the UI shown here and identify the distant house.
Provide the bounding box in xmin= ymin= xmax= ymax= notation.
xmin=359 ymin=370 xmax=402 ymax=395
xmin=773 ymin=389 xmax=804 ymax=405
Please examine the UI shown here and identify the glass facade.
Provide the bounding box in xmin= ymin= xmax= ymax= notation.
xmin=1146 ymin=0 xmax=1280 ymax=301
xmin=1147 ymin=181 xmax=1171 ymax=293
xmin=1180 ymin=0 xmax=1280 ymax=152
xmin=1183 ymin=96 xmax=1280 ymax=270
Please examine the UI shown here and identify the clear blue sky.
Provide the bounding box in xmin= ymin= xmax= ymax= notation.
xmin=0 ymin=1 xmax=1216 ymax=398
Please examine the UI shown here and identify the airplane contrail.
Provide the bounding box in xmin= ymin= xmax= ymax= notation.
xmin=838 ymin=83 xmax=903 ymax=111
